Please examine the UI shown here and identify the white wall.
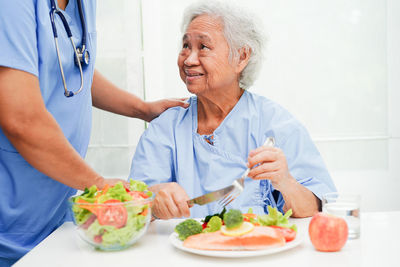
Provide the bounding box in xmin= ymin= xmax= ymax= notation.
xmin=388 ymin=0 xmax=400 ymax=177
xmin=85 ymin=0 xmax=146 ymax=178
xmin=86 ymin=0 xmax=400 ymax=211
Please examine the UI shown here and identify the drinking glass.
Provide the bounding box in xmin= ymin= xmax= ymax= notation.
xmin=322 ymin=192 xmax=361 ymax=239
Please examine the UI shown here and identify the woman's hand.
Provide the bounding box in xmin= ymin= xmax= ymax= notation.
xmin=143 ymin=98 xmax=189 ymax=122
xmin=247 ymin=144 xmax=320 ymax=217
xmin=149 ymin=182 xmax=191 ymax=220
xmin=246 ymin=146 xmax=292 ymax=191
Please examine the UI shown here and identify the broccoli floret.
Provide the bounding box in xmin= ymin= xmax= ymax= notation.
xmin=203 ymin=207 xmax=226 ymax=223
xmin=175 ymin=219 xmax=203 ymax=241
xmin=223 ymin=209 xmax=244 ymax=229
xmin=203 ymin=216 xmax=222 ymax=233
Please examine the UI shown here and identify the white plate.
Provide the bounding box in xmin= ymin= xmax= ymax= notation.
xmin=169 ymin=230 xmax=304 ymax=258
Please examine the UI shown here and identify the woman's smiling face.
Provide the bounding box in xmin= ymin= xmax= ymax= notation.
xmin=178 ymin=14 xmax=240 ymax=96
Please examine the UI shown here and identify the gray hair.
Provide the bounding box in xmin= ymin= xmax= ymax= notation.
xmin=181 ymin=0 xmax=266 ymax=89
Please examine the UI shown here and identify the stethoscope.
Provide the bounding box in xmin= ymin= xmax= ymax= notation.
xmin=49 ymin=0 xmax=90 ymax=97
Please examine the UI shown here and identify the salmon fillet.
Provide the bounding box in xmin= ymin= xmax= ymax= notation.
xmin=183 ymin=226 xmax=286 ymax=251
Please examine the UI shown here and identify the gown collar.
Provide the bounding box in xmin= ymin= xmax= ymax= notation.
xmin=191 ymin=90 xmax=249 ymax=137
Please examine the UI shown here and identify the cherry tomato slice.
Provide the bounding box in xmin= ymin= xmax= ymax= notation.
xmin=97 ymin=199 xmax=127 ymax=228
xmin=93 ymin=235 xmax=103 ymax=244
xmin=123 ymin=184 xmax=131 ymax=192
xmin=270 ymin=225 xmax=297 ymax=242
xmin=128 ymin=191 xmax=149 ymax=199
xmin=81 ymin=214 xmax=97 ymax=230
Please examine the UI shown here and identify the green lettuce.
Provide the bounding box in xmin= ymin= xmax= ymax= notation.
xmin=77 ymin=185 xmax=98 ymax=203
xmin=97 ymin=182 xmax=132 ymax=203
xmin=129 ymin=180 xmax=148 ymax=192
xmin=73 ymin=208 xmax=92 ymax=225
xmin=101 ymin=214 xmax=147 ymax=247
xmin=257 ymin=206 xmax=297 ymax=232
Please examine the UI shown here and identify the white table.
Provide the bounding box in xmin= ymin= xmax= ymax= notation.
xmin=14 ymin=211 xmax=399 ymax=267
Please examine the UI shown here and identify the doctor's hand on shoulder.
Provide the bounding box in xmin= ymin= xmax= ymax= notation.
xmin=142 ymin=98 xmax=190 ymax=122
xmin=148 ymin=182 xmax=191 ymax=220
xmin=91 ymin=70 xmax=189 ymax=123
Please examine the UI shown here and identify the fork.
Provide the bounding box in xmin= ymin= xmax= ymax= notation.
xmin=218 ymin=137 xmax=276 ymax=207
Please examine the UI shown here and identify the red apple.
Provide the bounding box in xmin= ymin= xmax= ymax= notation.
xmin=308 ymin=212 xmax=348 ymax=252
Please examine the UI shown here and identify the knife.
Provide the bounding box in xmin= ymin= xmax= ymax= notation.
xmin=187 ymin=185 xmax=235 ymax=206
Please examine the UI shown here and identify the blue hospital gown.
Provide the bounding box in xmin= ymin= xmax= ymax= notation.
xmin=129 ymin=90 xmax=336 ymax=218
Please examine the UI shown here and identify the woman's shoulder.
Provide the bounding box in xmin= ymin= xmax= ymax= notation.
xmin=244 ymin=90 xmax=307 ymax=142
xmin=245 ymin=90 xmax=297 ymax=122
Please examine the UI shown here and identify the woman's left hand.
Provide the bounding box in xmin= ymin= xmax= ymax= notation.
xmin=246 ymin=145 xmax=292 ymax=190
xmin=143 ymin=98 xmax=189 ymax=122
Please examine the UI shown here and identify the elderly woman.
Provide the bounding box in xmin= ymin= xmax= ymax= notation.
xmin=129 ymin=1 xmax=336 ymax=219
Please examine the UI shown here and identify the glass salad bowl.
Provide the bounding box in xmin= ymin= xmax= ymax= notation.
xmin=69 ymin=181 xmax=154 ymax=251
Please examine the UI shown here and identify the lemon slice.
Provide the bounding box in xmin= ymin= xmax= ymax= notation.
xmin=220 ymin=222 xmax=255 ymax=237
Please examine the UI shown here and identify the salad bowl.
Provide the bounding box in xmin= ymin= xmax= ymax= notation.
xmin=69 ymin=181 xmax=154 ymax=251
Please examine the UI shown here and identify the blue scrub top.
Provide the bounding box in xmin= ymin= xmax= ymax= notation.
xmin=0 ymin=0 xmax=96 ymax=263
xmin=130 ymin=91 xmax=337 ymax=218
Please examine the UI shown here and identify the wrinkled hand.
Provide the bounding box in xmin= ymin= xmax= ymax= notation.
xmin=149 ymin=182 xmax=191 ymax=220
xmin=143 ymin=98 xmax=189 ymax=122
xmin=247 ymin=146 xmax=291 ymax=191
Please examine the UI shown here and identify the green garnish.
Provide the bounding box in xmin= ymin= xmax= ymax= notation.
xmin=175 ymin=219 xmax=203 ymax=241
xmin=257 ymin=206 xmax=297 ymax=232
xmin=203 ymin=207 xmax=226 ymax=223
xmin=223 ymin=209 xmax=244 ymax=229
xmin=202 ymin=216 xmax=222 ymax=233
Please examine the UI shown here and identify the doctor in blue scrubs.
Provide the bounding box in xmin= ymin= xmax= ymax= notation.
xmin=130 ymin=1 xmax=336 ymax=220
xmin=0 ymin=0 xmax=188 ymax=265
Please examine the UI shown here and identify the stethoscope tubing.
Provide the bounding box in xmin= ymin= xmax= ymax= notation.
xmin=76 ymin=0 xmax=87 ymax=50
xmin=54 ymin=36 xmax=84 ymax=97
xmin=49 ymin=0 xmax=87 ymax=97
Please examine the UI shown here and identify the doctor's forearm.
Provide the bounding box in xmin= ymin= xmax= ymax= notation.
xmin=0 ymin=67 xmax=104 ymax=190
xmin=91 ymin=70 xmax=149 ymax=120
xmin=3 ymin=119 xmax=104 ymax=191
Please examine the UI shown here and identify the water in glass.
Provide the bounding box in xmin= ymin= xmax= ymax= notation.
xmin=322 ymin=201 xmax=360 ymax=239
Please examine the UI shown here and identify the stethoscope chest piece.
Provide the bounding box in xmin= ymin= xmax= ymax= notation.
xmin=75 ymin=46 xmax=90 ymax=67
